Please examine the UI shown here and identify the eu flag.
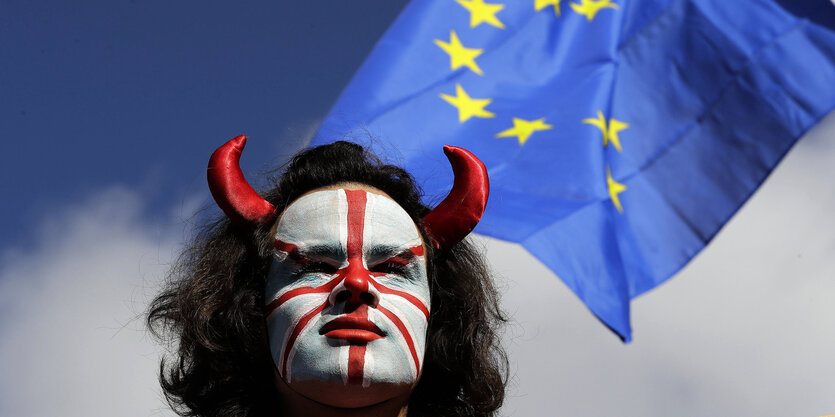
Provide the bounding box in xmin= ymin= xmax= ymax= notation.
xmin=311 ymin=0 xmax=835 ymax=341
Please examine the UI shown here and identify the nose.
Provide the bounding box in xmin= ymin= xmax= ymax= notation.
xmin=329 ymin=264 xmax=380 ymax=312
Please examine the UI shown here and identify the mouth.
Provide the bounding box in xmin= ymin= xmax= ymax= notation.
xmin=319 ymin=315 xmax=385 ymax=343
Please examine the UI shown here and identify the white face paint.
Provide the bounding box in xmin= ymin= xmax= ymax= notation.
xmin=265 ymin=188 xmax=429 ymax=408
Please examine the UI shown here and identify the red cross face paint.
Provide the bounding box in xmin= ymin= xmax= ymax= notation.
xmin=265 ymin=188 xmax=429 ymax=408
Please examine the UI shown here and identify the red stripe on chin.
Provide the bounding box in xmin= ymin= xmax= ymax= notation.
xmin=347 ymin=344 xmax=367 ymax=385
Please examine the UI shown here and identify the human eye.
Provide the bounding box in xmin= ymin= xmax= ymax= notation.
xmin=295 ymin=261 xmax=338 ymax=277
xmin=369 ymin=260 xmax=409 ymax=277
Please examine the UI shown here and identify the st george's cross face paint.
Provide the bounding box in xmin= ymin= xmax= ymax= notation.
xmin=265 ymin=188 xmax=429 ymax=408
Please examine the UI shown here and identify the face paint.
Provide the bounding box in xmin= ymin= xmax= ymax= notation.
xmin=265 ymin=189 xmax=429 ymax=408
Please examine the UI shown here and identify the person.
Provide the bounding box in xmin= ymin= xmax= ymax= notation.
xmin=148 ymin=136 xmax=508 ymax=417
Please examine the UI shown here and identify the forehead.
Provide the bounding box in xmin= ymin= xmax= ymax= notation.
xmin=274 ymin=189 xmax=421 ymax=246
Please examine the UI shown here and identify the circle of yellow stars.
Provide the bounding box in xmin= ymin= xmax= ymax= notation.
xmin=437 ymin=0 xmax=626 ymax=213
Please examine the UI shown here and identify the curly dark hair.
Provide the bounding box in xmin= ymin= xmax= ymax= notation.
xmin=148 ymin=141 xmax=508 ymax=417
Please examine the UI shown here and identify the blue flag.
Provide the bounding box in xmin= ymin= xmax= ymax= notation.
xmin=312 ymin=0 xmax=835 ymax=341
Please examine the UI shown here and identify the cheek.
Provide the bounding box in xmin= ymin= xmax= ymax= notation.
xmin=268 ymin=293 xmax=327 ymax=335
xmin=265 ymin=293 xmax=330 ymax=370
xmin=368 ymin=294 xmax=429 ymax=383
xmin=373 ymin=264 xmax=431 ymax=370
xmin=377 ymin=291 xmax=429 ymax=345
xmin=377 ymin=261 xmax=430 ymax=315
xmin=264 ymin=262 xmax=338 ymax=377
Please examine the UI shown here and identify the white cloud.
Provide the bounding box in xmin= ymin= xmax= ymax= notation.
xmin=0 ymin=187 xmax=178 ymax=417
xmin=1 ymin=113 xmax=833 ymax=417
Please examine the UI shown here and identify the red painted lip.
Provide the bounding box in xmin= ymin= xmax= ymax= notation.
xmin=320 ymin=316 xmax=385 ymax=342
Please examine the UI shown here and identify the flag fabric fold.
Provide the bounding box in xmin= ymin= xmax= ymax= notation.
xmin=312 ymin=0 xmax=835 ymax=341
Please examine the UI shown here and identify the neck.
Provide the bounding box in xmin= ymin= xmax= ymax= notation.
xmin=275 ymin=376 xmax=410 ymax=417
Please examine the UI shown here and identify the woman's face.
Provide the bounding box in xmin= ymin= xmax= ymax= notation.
xmin=264 ymin=185 xmax=430 ymax=408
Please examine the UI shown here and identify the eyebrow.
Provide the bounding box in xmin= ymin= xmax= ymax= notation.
xmin=297 ymin=244 xmax=346 ymax=259
xmin=367 ymin=244 xmax=425 ymax=263
xmin=274 ymin=240 xmax=346 ymax=264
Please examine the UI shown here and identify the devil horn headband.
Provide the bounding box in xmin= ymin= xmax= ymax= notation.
xmin=206 ymin=135 xmax=278 ymax=227
xmin=207 ymin=135 xmax=489 ymax=248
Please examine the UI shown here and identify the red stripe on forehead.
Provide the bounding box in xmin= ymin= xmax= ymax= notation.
xmin=344 ymin=189 xmax=367 ymax=260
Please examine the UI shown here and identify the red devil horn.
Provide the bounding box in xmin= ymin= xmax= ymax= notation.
xmin=207 ymin=135 xmax=277 ymax=227
xmin=422 ymin=146 xmax=490 ymax=248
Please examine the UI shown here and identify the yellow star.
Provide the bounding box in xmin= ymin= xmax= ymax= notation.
xmin=440 ymin=83 xmax=496 ymax=123
xmin=606 ymin=165 xmax=627 ymax=213
xmin=434 ymin=30 xmax=484 ymax=76
xmin=455 ymin=0 xmax=506 ymax=29
xmin=535 ymin=0 xmax=562 ymax=16
xmin=570 ymin=0 xmax=618 ymax=21
xmin=495 ymin=117 xmax=553 ymax=145
xmin=582 ymin=110 xmax=629 ymax=152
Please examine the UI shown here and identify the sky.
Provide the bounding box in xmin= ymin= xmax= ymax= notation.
xmin=1 ymin=1 xmax=834 ymax=416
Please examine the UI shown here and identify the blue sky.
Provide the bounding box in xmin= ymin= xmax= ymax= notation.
xmin=2 ymin=1 xmax=834 ymax=416
xmin=1 ymin=0 xmax=406 ymax=249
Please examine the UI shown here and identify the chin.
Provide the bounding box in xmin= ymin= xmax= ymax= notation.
xmin=274 ymin=330 xmax=423 ymax=408
xmin=282 ymin=375 xmax=413 ymax=408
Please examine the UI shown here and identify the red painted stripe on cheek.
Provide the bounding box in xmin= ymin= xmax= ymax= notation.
xmin=371 ymin=280 xmax=429 ymax=319
xmin=264 ymin=275 xmax=342 ymax=316
xmin=368 ymin=244 xmax=429 ymax=319
xmin=378 ymin=305 xmax=421 ymax=376
xmin=280 ymin=300 xmax=329 ymax=378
